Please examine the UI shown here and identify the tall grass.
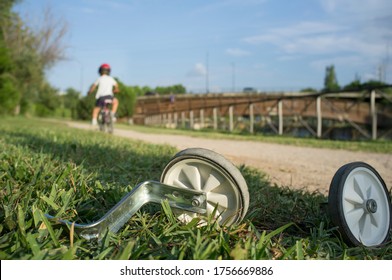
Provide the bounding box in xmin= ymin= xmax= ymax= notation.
xmin=0 ymin=117 xmax=391 ymax=259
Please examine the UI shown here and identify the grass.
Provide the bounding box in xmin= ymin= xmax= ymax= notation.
xmin=0 ymin=117 xmax=391 ymax=260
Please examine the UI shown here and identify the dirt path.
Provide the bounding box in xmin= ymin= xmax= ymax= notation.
xmin=67 ymin=122 xmax=392 ymax=195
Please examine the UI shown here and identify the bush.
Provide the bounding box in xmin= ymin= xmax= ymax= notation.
xmin=0 ymin=73 xmax=20 ymax=114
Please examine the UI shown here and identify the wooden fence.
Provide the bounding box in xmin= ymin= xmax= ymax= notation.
xmin=133 ymin=88 xmax=392 ymax=140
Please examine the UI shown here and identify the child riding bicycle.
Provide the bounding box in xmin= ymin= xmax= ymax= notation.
xmin=88 ymin=63 xmax=119 ymax=126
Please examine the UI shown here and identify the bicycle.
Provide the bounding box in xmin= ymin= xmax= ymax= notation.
xmin=98 ymin=98 xmax=114 ymax=134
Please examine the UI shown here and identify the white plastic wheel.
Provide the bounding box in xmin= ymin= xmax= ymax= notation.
xmin=160 ymin=148 xmax=249 ymax=226
xmin=328 ymin=162 xmax=391 ymax=247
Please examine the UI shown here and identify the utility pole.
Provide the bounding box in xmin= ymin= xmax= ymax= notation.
xmin=386 ymin=41 xmax=390 ymax=83
xmin=206 ymin=52 xmax=209 ymax=94
xmin=232 ymin=62 xmax=236 ymax=92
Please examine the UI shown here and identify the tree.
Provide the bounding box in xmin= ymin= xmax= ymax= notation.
xmin=76 ymin=94 xmax=95 ymax=120
xmin=34 ymin=82 xmax=61 ymax=116
xmin=1 ymin=2 xmax=68 ymax=115
xmin=0 ymin=73 xmax=19 ymax=114
xmin=323 ymin=65 xmax=340 ymax=92
xmin=0 ymin=1 xmax=18 ymax=114
xmin=168 ymin=84 xmax=186 ymax=94
xmin=343 ymin=76 xmax=361 ymax=91
xmin=300 ymin=87 xmax=318 ymax=93
xmin=361 ymin=80 xmax=387 ymax=89
xmin=62 ymin=88 xmax=80 ymax=119
xmin=154 ymin=84 xmax=186 ymax=95
xmin=116 ymin=80 xmax=137 ymax=120
xmin=32 ymin=7 xmax=68 ymax=69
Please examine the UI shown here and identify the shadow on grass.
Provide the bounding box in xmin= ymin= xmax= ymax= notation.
xmin=3 ymin=126 xmax=176 ymax=222
xmin=3 ymin=121 xmax=330 ymax=237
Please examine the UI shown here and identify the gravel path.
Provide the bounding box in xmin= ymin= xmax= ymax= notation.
xmin=68 ymin=122 xmax=392 ymax=195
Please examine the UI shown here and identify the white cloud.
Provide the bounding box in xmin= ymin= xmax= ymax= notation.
xmin=283 ymin=35 xmax=384 ymax=56
xmin=243 ymin=19 xmax=388 ymax=59
xmin=244 ymin=21 xmax=342 ymax=44
xmin=187 ymin=63 xmax=207 ymax=77
xmin=320 ymin=0 xmax=392 ymax=16
xmin=226 ymin=48 xmax=251 ymax=57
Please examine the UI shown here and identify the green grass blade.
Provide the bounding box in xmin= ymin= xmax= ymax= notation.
xmin=265 ymin=222 xmax=294 ymax=240
xmin=17 ymin=205 xmax=26 ymax=238
xmin=39 ymin=210 xmax=60 ymax=247
xmin=296 ymin=240 xmax=304 ymax=260
xmin=40 ymin=195 xmax=60 ymax=211
xmin=26 ymin=233 xmax=40 ymax=257
xmin=116 ymin=241 xmax=135 ymax=260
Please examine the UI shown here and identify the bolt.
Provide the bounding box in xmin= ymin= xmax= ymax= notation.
xmin=172 ymin=191 xmax=180 ymax=198
xmin=192 ymin=198 xmax=201 ymax=207
xmin=366 ymin=199 xmax=377 ymax=214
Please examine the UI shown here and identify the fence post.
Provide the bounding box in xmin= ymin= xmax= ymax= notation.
xmin=316 ymin=96 xmax=322 ymax=138
xmin=200 ymin=109 xmax=205 ymax=129
xmin=229 ymin=105 xmax=234 ymax=132
xmin=213 ymin=107 xmax=218 ymax=130
xmin=181 ymin=111 xmax=185 ymax=128
xmin=190 ymin=110 xmax=194 ymax=129
xmin=174 ymin=112 xmax=178 ymax=128
xmin=249 ymin=103 xmax=254 ymax=134
xmin=371 ymin=90 xmax=377 ymax=140
xmin=278 ymin=100 xmax=283 ymax=135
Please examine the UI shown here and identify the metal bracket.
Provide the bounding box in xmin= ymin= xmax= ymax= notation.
xmin=45 ymin=181 xmax=207 ymax=240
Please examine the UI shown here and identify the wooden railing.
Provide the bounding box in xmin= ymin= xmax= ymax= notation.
xmin=133 ymin=88 xmax=392 ymax=140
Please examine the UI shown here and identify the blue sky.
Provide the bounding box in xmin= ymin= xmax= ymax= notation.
xmin=14 ymin=0 xmax=392 ymax=94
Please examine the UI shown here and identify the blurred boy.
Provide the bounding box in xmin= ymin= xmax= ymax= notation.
xmin=88 ymin=63 xmax=119 ymax=125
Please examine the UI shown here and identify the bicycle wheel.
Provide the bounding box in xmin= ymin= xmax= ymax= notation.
xmin=98 ymin=111 xmax=105 ymax=132
xmin=328 ymin=162 xmax=391 ymax=247
xmin=104 ymin=112 xmax=113 ymax=134
xmin=160 ymin=148 xmax=249 ymax=226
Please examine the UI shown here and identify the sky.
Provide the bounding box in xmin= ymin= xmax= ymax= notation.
xmin=14 ymin=0 xmax=392 ymax=94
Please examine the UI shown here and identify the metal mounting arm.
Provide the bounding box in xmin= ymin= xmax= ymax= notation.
xmin=45 ymin=181 xmax=207 ymax=240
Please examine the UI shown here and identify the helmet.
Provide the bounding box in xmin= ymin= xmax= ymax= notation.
xmin=98 ymin=63 xmax=111 ymax=75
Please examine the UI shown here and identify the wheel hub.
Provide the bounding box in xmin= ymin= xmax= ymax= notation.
xmin=366 ymin=199 xmax=378 ymax=214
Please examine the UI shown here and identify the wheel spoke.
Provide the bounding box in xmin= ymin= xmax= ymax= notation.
xmin=173 ymin=179 xmax=188 ymax=189
xmin=182 ymin=166 xmax=201 ymax=190
xmin=203 ymin=173 xmax=222 ymax=193
xmin=372 ymin=189 xmax=385 ymax=205
xmin=360 ymin=214 xmax=372 ymax=240
xmin=370 ymin=212 xmax=379 ymax=228
xmin=344 ymin=195 xmax=363 ymax=206
xmin=207 ymin=192 xmax=229 ymax=209
xmin=346 ymin=208 xmax=365 ymax=231
xmin=353 ymin=177 xmax=366 ymax=200
xmin=366 ymin=184 xmax=372 ymax=200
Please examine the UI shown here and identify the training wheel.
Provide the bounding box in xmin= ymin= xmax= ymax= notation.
xmin=328 ymin=162 xmax=391 ymax=247
xmin=160 ymin=148 xmax=249 ymax=226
